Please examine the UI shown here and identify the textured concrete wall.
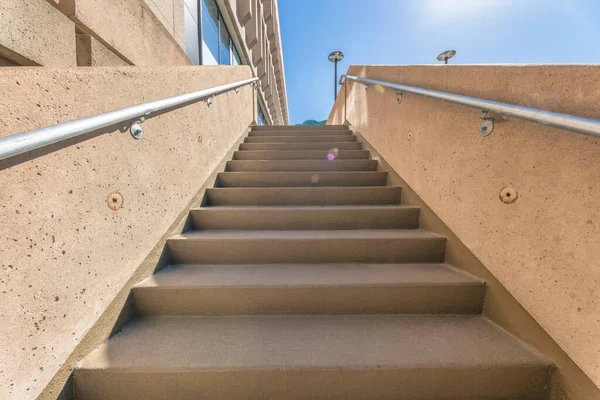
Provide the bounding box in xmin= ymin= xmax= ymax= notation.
xmin=49 ymin=0 xmax=190 ymax=66
xmin=76 ymin=34 xmax=129 ymax=66
xmin=142 ymin=0 xmax=185 ymax=49
xmin=329 ymin=65 xmax=600 ymax=389
xmin=0 ymin=65 xmax=254 ymax=399
xmin=0 ymin=0 xmax=76 ymax=66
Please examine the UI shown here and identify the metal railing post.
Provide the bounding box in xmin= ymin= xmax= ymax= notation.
xmin=344 ymin=78 xmax=348 ymax=124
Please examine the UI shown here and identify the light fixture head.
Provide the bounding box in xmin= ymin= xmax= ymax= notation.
xmin=328 ymin=51 xmax=344 ymax=62
xmin=437 ymin=50 xmax=456 ymax=63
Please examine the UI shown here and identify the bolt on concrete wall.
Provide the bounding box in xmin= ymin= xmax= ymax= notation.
xmin=329 ymin=64 xmax=600 ymax=393
xmin=0 ymin=65 xmax=254 ymax=399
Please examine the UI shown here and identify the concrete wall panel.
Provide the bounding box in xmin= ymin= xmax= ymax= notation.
xmin=143 ymin=0 xmax=185 ymax=49
xmin=76 ymin=34 xmax=129 ymax=66
xmin=329 ymin=64 xmax=600 ymax=392
xmin=0 ymin=0 xmax=76 ymax=66
xmin=52 ymin=0 xmax=190 ymax=66
xmin=0 ymin=65 xmax=254 ymax=399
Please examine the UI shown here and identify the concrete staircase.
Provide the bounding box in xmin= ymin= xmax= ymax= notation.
xmin=74 ymin=125 xmax=553 ymax=399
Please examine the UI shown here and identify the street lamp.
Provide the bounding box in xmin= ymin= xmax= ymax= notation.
xmin=328 ymin=51 xmax=344 ymax=101
xmin=437 ymin=50 xmax=456 ymax=64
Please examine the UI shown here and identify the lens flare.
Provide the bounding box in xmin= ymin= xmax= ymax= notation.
xmin=311 ymin=174 xmax=320 ymax=183
xmin=374 ymin=84 xmax=385 ymax=94
xmin=327 ymin=148 xmax=339 ymax=161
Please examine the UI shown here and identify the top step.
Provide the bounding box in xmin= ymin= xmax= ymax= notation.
xmin=252 ymin=125 xmax=349 ymax=131
xmin=249 ymin=131 xmax=353 ymax=137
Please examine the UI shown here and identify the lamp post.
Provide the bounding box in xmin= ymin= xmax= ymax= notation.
xmin=437 ymin=50 xmax=456 ymax=64
xmin=328 ymin=51 xmax=344 ymax=101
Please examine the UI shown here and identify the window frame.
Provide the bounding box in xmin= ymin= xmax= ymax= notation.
xmin=197 ymin=0 xmax=241 ymax=66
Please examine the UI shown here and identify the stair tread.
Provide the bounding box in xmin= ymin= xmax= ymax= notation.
xmin=193 ymin=205 xmax=416 ymax=210
xmin=78 ymin=314 xmax=550 ymax=370
xmin=246 ymin=135 xmax=356 ymax=138
xmin=134 ymin=263 xmax=483 ymax=288
xmin=171 ymin=229 xmax=443 ymax=241
xmin=219 ymin=171 xmax=385 ymax=175
xmin=233 ymin=150 xmax=370 ymax=160
xmin=226 ymin=159 xmax=374 ymax=170
xmin=205 ymin=186 xmax=402 ymax=206
xmin=217 ymin=171 xmax=388 ymax=187
xmin=250 ymin=126 xmax=350 ymax=135
xmin=190 ymin=205 xmax=420 ymax=230
xmin=239 ymin=142 xmax=362 ymax=150
xmin=245 ymin=135 xmax=356 ymax=142
xmin=252 ymin=125 xmax=349 ymax=129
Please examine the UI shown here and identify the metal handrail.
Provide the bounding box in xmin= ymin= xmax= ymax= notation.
xmin=340 ymin=74 xmax=600 ymax=139
xmin=0 ymin=77 xmax=259 ymax=161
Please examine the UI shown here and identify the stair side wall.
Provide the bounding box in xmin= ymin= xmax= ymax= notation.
xmin=329 ymin=64 xmax=600 ymax=398
xmin=0 ymin=65 xmax=253 ymax=400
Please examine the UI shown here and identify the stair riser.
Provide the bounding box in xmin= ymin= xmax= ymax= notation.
xmin=216 ymin=172 xmax=388 ymax=187
xmin=74 ymin=367 xmax=550 ymax=400
xmin=252 ymin=125 xmax=349 ymax=132
xmin=191 ymin=208 xmax=419 ymax=230
xmin=233 ymin=150 xmax=370 ymax=160
xmin=239 ymin=142 xmax=362 ymax=150
xmin=133 ymin=284 xmax=485 ymax=316
xmin=225 ymin=160 xmax=377 ymax=172
xmin=249 ymin=130 xmax=352 ymax=136
xmin=167 ymin=237 xmax=446 ymax=264
xmin=245 ymin=136 xmax=356 ymax=143
xmin=205 ymin=187 xmax=402 ymax=206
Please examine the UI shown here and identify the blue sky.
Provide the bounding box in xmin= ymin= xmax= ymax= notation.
xmin=278 ymin=0 xmax=600 ymax=124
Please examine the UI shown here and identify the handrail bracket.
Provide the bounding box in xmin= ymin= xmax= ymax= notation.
xmin=479 ymin=110 xmax=494 ymax=137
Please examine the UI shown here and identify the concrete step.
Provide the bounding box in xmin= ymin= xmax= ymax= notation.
xmin=190 ymin=205 xmax=419 ymax=230
xmin=225 ymin=159 xmax=377 ymax=172
xmin=239 ymin=142 xmax=362 ymax=150
xmin=215 ymin=171 xmax=388 ymax=187
xmin=205 ymin=186 xmax=402 ymax=206
xmin=167 ymin=230 xmax=445 ymax=264
xmin=233 ymin=150 xmax=369 ymax=160
xmin=249 ymin=130 xmax=353 ymax=137
xmin=75 ymin=315 xmax=552 ymax=400
xmin=132 ymin=263 xmax=485 ymax=316
xmin=245 ymin=135 xmax=356 ymax=143
xmin=251 ymin=125 xmax=350 ymax=133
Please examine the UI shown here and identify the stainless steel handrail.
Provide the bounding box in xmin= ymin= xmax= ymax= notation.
xmin=340 ymin=74 xmax=600 ymax=139
xmin=0 ymin=77 xmax=259 ymax=161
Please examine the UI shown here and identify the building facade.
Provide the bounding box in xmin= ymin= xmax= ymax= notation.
xmin=0 ymin=0 xmax=289 ymax=125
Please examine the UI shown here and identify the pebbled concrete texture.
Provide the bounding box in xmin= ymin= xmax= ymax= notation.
xmin=142 ymin=0 xmax=185 ymax=49
xmin=76 ymin=34 xmax=129 ymax=66
xmin=49 ymin=0 xmax=191 ymax=66
xmin=0 ymin=65 xmax=254 ymax=399
xmin=0 ymin=0 xmax=76 ymax=66
xmin=329 ymin=65 xmax=600 ymax=390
